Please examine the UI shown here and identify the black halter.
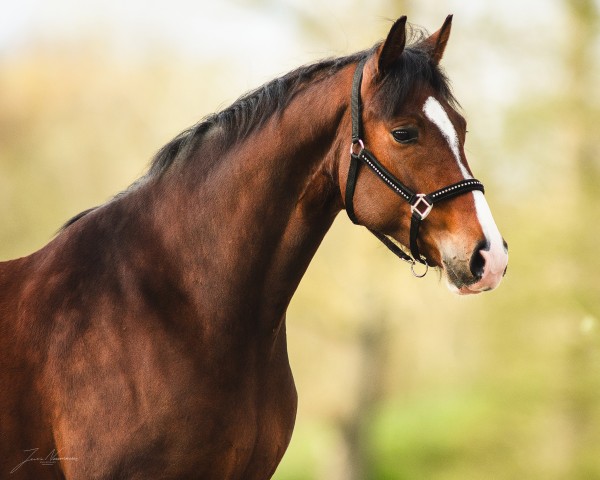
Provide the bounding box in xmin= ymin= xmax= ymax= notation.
xmin=345 ymin=58 xmax=485 ymax=276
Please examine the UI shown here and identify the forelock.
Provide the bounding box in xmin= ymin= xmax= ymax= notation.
xmin=372 ymin=29 xmax=458 ymax=119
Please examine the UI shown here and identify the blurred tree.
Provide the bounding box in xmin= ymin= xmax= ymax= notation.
xmin=565 ymin=0 xmax=600 ymax=194
xmin=562 ymin=0 xmax=600 ymax=477
xmin=338 ymin=303 xmax=390 ymax=480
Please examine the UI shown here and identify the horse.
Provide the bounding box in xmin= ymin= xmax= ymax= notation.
xmin=0 ymin=15 xmax=508 ymax=480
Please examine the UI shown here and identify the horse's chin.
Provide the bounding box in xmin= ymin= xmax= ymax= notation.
xmin=446 ymin=281 xmax=484 ymax=296
xmin=441 ymin=260 xmax=485 ymax=296
xmin=443 ymin=266 xmax=498 ymax=295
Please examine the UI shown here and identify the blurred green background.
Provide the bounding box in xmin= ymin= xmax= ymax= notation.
xmin=1 ymin=0 xmax=599 ymax=478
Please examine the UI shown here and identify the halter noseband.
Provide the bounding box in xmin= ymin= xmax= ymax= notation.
xmin=345 ymin=58 xmax=485 ymax=276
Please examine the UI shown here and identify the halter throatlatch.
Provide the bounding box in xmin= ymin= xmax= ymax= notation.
xmin=345 ymin=58 xmax=485 ymax=276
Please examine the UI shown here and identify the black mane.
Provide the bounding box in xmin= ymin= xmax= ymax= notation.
xmin=147 ymin=50 xmax=369 ymax=177
xmin=149 ymin=29 xmax=455 ymax=177
xmin=62 ymin=26 xmax=455 ymax=229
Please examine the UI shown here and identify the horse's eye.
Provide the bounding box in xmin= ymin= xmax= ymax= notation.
xmin=392 ymin=128 xmax=418 ymax=144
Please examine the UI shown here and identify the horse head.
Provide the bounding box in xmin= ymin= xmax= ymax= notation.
xmin=340 ymin=16 xmax=508 ymax=294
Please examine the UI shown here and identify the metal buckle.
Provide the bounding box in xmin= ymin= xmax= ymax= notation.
xmin=411 ymin=194 xmax=433 ymax=220
xmin=350 ymin=139 xmax=365 ymax=156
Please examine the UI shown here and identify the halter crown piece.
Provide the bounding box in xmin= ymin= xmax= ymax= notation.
xmin=344 ymin=58 xmax=485 ymax=277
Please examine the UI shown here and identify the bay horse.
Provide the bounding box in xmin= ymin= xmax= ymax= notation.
xmin=0 ymin=15 xmax=508 ymax=479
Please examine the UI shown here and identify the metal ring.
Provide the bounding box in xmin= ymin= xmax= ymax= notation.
xmin=350 ymin=139 xmax=365 ymax=156
xmin=410 ymin=258 xmax=429 ymax=278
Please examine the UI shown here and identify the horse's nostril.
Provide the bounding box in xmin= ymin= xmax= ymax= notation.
xmin=470 ymin=250 xmax=485 ymax=279
xmin=470 ymin=240 xmax=488 ymax=279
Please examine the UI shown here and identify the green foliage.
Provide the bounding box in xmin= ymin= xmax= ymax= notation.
xmin=367 ymin=393 xmax=493 ymax=480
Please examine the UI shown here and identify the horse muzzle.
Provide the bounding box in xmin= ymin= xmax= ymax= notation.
xmin=443 ymin=239 xmax=508 ymax=295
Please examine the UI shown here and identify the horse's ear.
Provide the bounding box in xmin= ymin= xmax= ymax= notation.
xmin=377 ymin=16 xmax=407 ymax=76
xmin=423 ymin=14 xmax=453 ymax=65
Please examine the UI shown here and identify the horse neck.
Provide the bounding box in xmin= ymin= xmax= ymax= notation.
xmin=147 ymin=67 xmax=353 ymax=329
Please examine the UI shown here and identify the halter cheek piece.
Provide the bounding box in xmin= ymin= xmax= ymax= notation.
xmin=345 ymin=58 xmax=485 ymax=277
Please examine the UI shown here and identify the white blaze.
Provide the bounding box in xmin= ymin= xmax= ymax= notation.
xmin=422 ymin=96 xmax=508 ymax=291
xmin=472 ymin=190 xmax=507 ymax=278
xmin=472 ymin=191 xmax=502 ymax=249
xmin=423 ymin=96 xmax=470 ymax=178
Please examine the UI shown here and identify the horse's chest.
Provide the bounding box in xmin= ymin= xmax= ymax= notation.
xmin=53 ymin=331 xmax=298 ymax=480
xmin=169 ymin=375 xmax=297 ymax=479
